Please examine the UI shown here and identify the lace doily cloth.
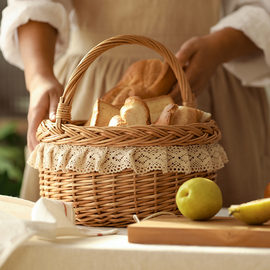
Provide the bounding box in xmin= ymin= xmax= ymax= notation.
xmin=28 ymin=142 xmax=228 ymax=175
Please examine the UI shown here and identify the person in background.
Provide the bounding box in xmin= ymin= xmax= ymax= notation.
xmin=1 ymin=0 xmax=270 ymax=206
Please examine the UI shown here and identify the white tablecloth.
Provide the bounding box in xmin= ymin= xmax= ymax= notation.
xmin=1 ymin=197 xmax=270 ymax=270
xmin=2 ymin=230 xmax=270 ymax=270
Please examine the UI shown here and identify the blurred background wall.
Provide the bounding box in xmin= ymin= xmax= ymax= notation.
xmin=0 ymin=1 xmax=29 ymax=121
xmin=0 ymin=2 xmax=27 ymax=197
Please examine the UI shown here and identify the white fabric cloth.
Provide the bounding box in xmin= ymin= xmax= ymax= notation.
xmin=0 ymin=0 xmax=71 ymax=69
xmin=2 ymin=206 xmax=270 ymax=270
xmin=1 ymin=0 xmax=270 ymax=87
xmin=0 ymin=195 xmax=118 ymax=268
xmin=211 ymin=4 xmax=270 ymax=86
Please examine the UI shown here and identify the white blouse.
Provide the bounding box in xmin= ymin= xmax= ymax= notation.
xmin=1 ymin=0 xmax=270 ymax=87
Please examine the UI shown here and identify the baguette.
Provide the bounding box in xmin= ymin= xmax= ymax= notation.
xmin=154 ymin=103 xmax=178 ymax=125
xmin=101 ymin=59 xmax=176 ymax=105
xmin=172 ymin=106 xmax=211 ymax=125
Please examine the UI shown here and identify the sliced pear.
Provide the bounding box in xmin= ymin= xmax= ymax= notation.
xmin=228 ymin=198 xmax=270 ymax=225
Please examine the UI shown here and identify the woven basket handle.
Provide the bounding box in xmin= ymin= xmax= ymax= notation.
xmin=56 ymin=35 xmax=195 ymax=127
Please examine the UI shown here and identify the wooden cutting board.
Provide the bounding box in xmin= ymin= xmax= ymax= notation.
xmin=128 ymin=215 xmax=270 ymax=247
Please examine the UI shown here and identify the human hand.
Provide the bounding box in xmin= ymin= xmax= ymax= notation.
xmin=27 ymin=74 xmax=64 ymax=152
xmin=171 ymin=28 xmax=261 ymax=103
xmin=172 ymin=34 xmax=224 ymax=100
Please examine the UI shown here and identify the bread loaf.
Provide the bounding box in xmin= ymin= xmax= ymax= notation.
xmin=84 ymin=99 xmax=120 ymax=127
xmin=120 ymin=96 xmax=151 ymax=126
xmin=101 ymin=59 xmax=176 ymax=105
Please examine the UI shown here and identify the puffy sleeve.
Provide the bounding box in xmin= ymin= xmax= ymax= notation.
xmin=211 ymin=1 xmax=270 ymax=87
xmin=0 ymin=0 xmax=73 ymax=70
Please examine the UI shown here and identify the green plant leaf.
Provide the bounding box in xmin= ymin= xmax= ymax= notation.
xmin=0 ymin=122 xmax=17 ymax=141
xmin=0 ymin=145 xmax=22 ymax=158
xmin=0 ymin=121 xmax=25 ymax=196
xmin=0 ymin=145 xmax=24 ymax=167
xmin=0 ymin=159 xmax=23 ymax=181
xmin=0 ymin=172 xmax=21 ymax=197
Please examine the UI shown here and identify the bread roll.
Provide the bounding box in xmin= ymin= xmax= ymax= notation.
xmin=120 ymin=96 xmax=151 ymax=126
xmin=84 ymin=99 xmax=120 ymax=127
xmin=154 ymin=103 xmax=178 ymax=125
xmin=101 ymin=59 xmax=176 ymax=105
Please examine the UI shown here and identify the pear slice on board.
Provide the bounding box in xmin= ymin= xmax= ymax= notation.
xmin=228 ymin=198 xmax=270 ymax=225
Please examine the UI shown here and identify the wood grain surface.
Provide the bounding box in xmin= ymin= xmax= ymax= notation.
xmin=128 ymin=215 xmax=270 ymax=247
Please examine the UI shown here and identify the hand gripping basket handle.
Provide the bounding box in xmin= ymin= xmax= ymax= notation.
xmin=56 ymin=34 xmax=195 ymax=128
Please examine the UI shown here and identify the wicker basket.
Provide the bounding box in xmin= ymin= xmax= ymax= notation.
xmin=36 ymin=35 xmax=224 ymax=227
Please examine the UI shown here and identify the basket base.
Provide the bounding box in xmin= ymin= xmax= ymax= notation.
xmin=39 ymin=169 xmax=217 ymax=227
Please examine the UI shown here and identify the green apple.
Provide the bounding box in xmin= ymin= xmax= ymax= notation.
xmin=176 ymin=177 xmax=223 ymax=221
xmin=228 ymin=198 xmax=270 ymax=225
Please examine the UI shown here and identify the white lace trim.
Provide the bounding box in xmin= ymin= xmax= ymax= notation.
xmin=28 ymin=142 xmax=228 ymax=175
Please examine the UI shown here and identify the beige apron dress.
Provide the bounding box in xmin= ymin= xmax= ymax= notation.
xmin=21 ymin=0 xmax=270 ymax=207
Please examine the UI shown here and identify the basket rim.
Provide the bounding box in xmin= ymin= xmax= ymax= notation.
xmin=37 ymin=118 xmax=221 ymax=147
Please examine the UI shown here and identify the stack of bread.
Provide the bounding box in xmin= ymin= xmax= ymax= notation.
xmin=84 ymin=59 xmax=211 ymax=127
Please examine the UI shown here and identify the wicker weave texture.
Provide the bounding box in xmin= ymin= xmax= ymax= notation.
xmin=39 ymin=169 xmax=217 ymax=227
xmin=36 ymin=119 xmax=221 ymax=147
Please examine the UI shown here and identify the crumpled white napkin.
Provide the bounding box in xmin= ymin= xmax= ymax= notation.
xmin=0 ymin=196 xmax=119 ymax=268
